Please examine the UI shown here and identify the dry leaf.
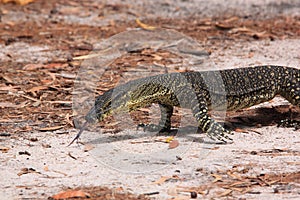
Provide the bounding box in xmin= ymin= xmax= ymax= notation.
xmin=229 ymin=181 xmax=248 ymax=187
xmin=65 ymin=113 xmax=74 ymax=127
xmin=47 ymin=72 xmax=56 ymax=83
xmin=1 ymin=75 xmax=13 ymax=83
xmin=40 ymin=79 xmax=53 ymax=85
xmin=26 ymin=86 xmax=48 ymax=93
xmin=84 ymin=144 xmax=94 ymax=152
xmin=248 ymin=52 xmax=255 ymax=58
xmin=234 ymin=128 xmax=248 ymax=133
xmin=136 ymin=18 xmax=156 ymax=30
xmin=1 ymin=101 xmax=27 ymax=108
xmin=23 ymin=63 xmax=44 ymax=71
xmin=0 ymin=85 xmax=19 ymax=91
xmin=252 ymin=31 xmax=270 ymax=39
xmin=21 ymin=94 xmax=40 ymax=102
xmin=152 ymin=54 xmax=163 ymax=61
xmin=215 ymin=22 xmax=234 ymax=30
xmin=223 ymin=16 xmax=239 ymax=23
xmin=17 ymin=168 xmax=38 ymax=176
xmin=44 ymin=63 xmax=68 ymax=69
xmin=153 ymin=176 xmax=171 ymax=185
xmin=1 ymin=0 xmax=35 ymax=5
xmin=0 ymin=146 xmax=10 ymax=153
xmin=218 ymin=189 xmax=232 ymax=197
xmin=39 ymin=126 xmax=64 ymax=131
xmin=58 ymin=7 xmax=82 ymax=15
xmin=137 ymin=108 xmax=150 ymax=112
xmin=46 ymin=100 xmax=72 ymax=105
xmin=229 ymin=26 xmax=253 ymax=34
xmin=73 ymin=53 xmax=101 ymax=60
xmin=211 ymin=146 xmax=220 ymax=150
xmin=227 ymin=171 xmax=242 ymax=180
xmin=169 ymin=140 xmax=179 ymax=149
xmin=211 ymin=173 xmax=223 ymax=183
xmin=59 ymin=72 xmax=76 ymax=79
xmin=51 ymin=190 xmax=90 ymax=199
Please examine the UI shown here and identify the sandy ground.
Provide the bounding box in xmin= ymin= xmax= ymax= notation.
xmin=0 ymin=0 xmax=300 ymax=199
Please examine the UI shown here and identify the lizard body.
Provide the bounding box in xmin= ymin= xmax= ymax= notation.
xmin=72 ymin=65 xmax=299 ymax=144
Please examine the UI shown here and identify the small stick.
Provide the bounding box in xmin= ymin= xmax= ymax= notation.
xmin=67 ymin=121 xmax=88 ymax=146
xmin=143 ymin=191 xmax=159 ymax=196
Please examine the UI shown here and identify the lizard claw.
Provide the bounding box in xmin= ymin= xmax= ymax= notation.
xmin=206 ymin=127 xmax=233 ymax=144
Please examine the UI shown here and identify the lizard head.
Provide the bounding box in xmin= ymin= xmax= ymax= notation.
xmin=85 ymin=89 xmax=113 ymax=123
xmin=84 ymin=87 xmax=130 ymax=123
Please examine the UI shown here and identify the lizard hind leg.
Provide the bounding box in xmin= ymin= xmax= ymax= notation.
xmin=280 ymin=82 xmax=300 ymax=108
xmin=284 ymin=68 xmax=300 ymax=107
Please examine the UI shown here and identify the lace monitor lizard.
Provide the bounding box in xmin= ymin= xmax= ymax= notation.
xmin=69 ymin=65 xmax=299 ymax=145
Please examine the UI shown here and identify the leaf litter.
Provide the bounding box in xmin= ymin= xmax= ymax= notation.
xmin=0 ymin=1 xmax=299 ymax=199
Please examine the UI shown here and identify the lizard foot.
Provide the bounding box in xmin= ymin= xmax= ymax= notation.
xmin=206 ymin=126 xmax=233 ymax=144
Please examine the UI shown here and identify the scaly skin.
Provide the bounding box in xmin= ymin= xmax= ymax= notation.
xmin=72 ymin=65 xmax=300 ymax=144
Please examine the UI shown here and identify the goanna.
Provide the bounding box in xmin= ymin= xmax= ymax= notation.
xmin=70 ymin=65 xmax=300 ymax=145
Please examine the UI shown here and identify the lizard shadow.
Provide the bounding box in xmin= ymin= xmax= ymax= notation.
xmin=225 ymin=105 xmax=299 ymax=128
xmin=84 ymin=105 xmax=299 ymax=145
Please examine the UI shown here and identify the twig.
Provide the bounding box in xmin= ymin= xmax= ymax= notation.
xmin=143 ymin=191 xmax=159 ymax=196
xmin=68 ymin=152 xmax=77 ymax=160
xmin=247 ymin=129 xmax=262 ymax=135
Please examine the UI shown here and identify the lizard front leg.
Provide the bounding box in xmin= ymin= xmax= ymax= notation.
xmin=137 ymin=104 xmax=173 ymax=132
xmin=191 ymin=96 xmax=233 ymax=143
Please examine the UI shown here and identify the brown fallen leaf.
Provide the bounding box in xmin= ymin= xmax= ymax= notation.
xmin=84 ymin=144 xmax=94 ymax=152
xmin=223 ymin=16 xmax=239 ymax=23
xmin=43 ymin=63 xmax=68 ymax=69
xmin=229 ymin=181 xmax=249 ymax=187
xmin=137 ymin=107 xmax=150 ymax=112
xmin=0 ymin=85 xmax=19 ymax=91
xmin=228 ymin=26 xmax=253 ymax=34
xmin=1 ymin=75 xmax=13 ymax=83
xmin=0 ymin=102 xmax=26 ymax=108
xmin=21 ymin=94 xmax=40 ymax=102
xmin=46 ymin=100 xmax=72 ymax=105
xmin=218 ymin=189 xmax=232 ymax=197
xmin=227 ymin=171 xmax=242 ymax=180
xmin=51 ymin=190 xmax=90 ymax=199
xmin=39 ymin=126 xmax=64 ymax=131
xmin=247 ymin=52 xmax=255 ymax=58
xmin=210 ymin=146 xmax=220 ymax=150
xmin=26 ymin=86 xmax=48 ymax=93
xmin=136 ymin=18 xmax=156 ymax=30
xmin=23 ymin=63 xmax=44 ymax=71
xmin=153 ymin=176 xmax=171 ymax=185
xmin=0 ymin=146 xmax=10 ymax=153
xmin=215 ymin=22 xmax=234 ymax=30
xmin=1 ymin=0 xmax=35 ymax=5
xmin=169 ymin=140 xmax=179 ymax=149
xmin=44 ymin=166 xmax=49 ymax=171
xmin=234 ymin=128 xmax=248 ymax=133
xmin=17 ymin=168 xmax=39 ymax=176
xmin=211 ymin=173 xmax=223 ymax=183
